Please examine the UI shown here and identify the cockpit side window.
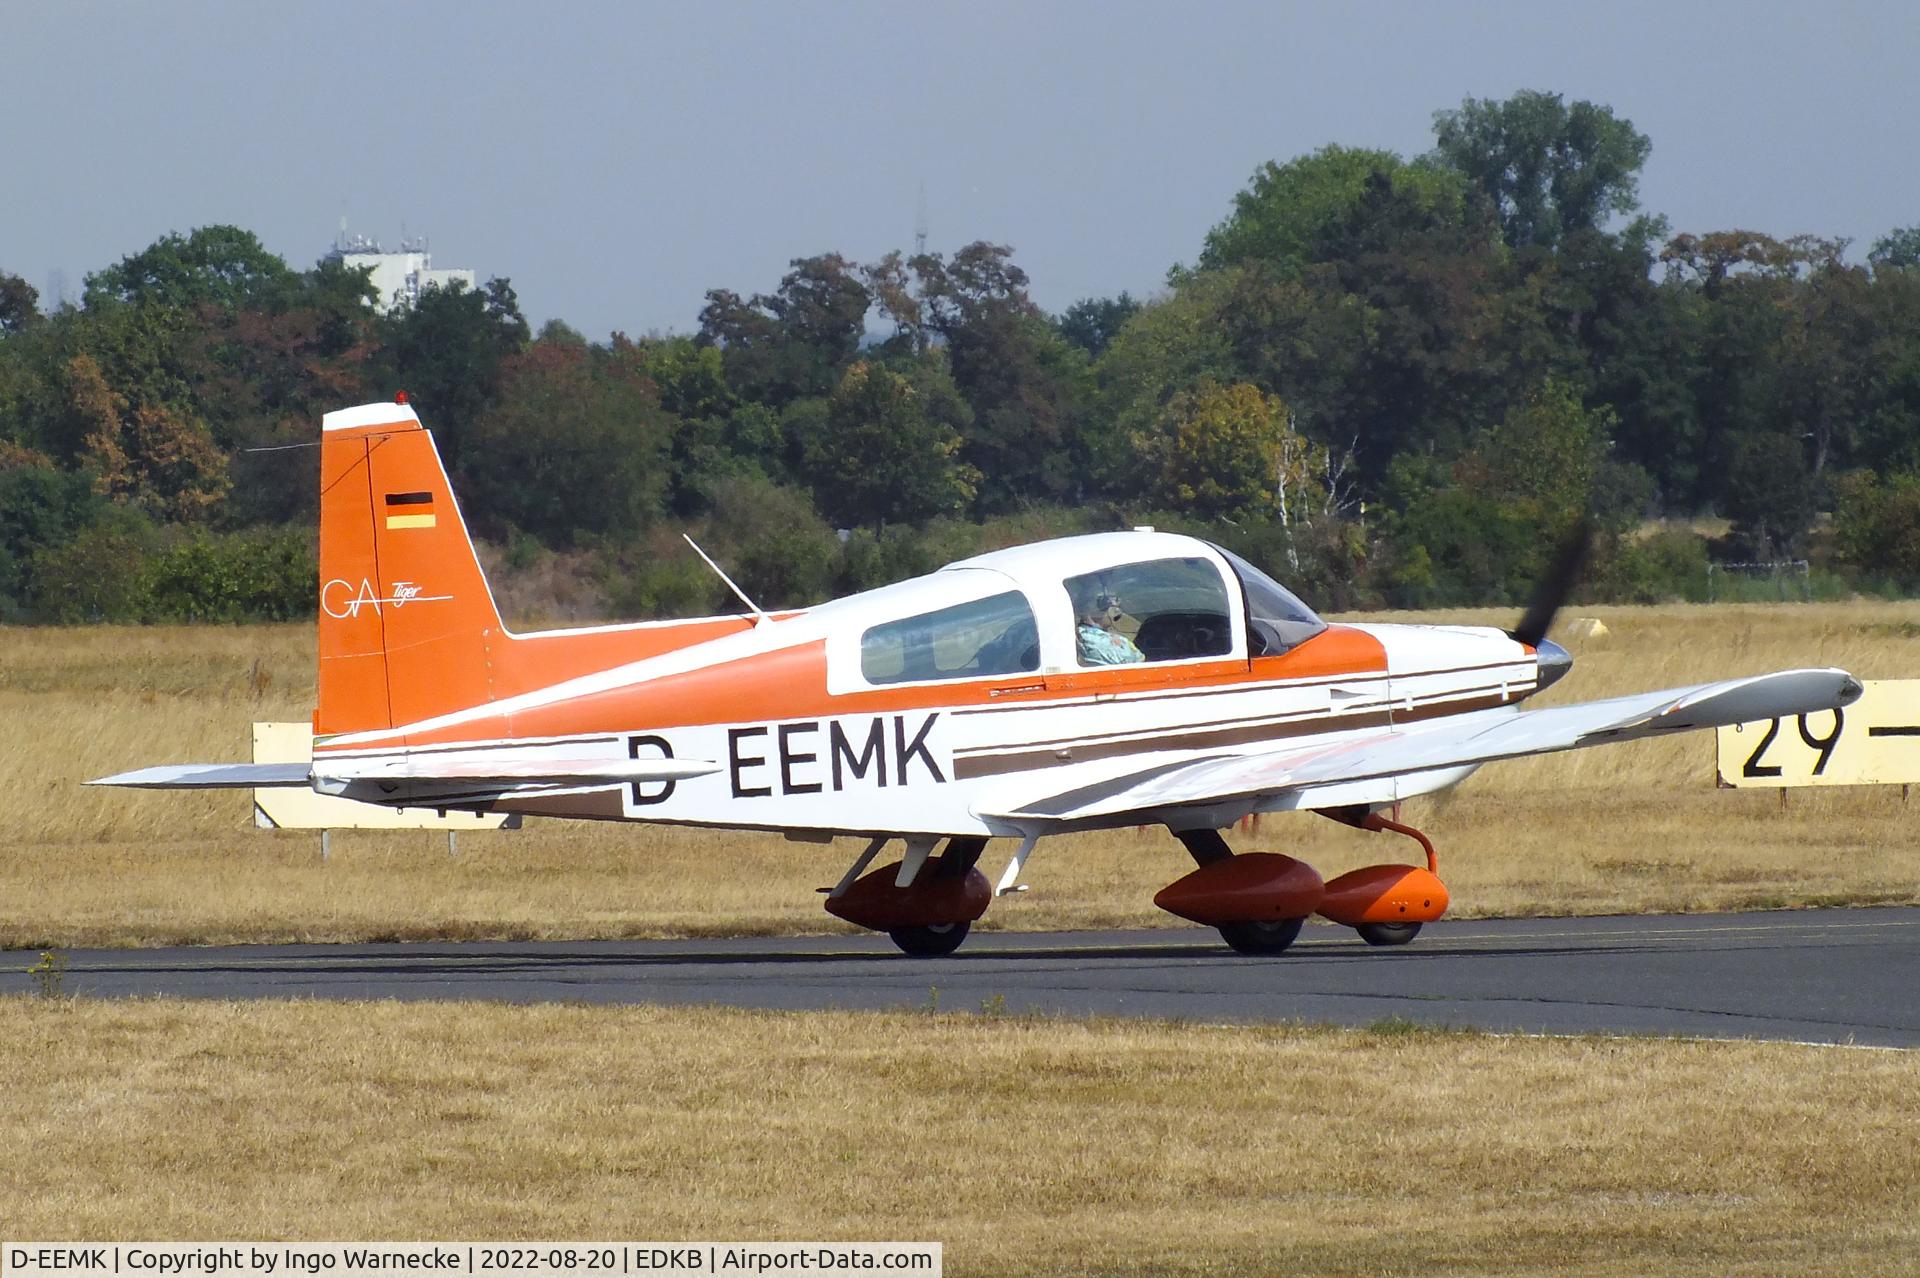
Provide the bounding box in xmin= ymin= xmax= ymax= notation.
xmin=1065 ymin=557 xmax=1234 ymax=666
xmin=1211 ymin=544 xmax=1328 ymax=657
xmin=860 ymin=590 xmax=1039 ymax=685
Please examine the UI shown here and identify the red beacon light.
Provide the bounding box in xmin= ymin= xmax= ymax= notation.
xmin=395 ymin=390 xmax=409 ymax=405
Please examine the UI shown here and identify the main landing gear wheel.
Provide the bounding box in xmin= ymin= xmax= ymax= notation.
xmin=1355 ymin=921 xmax=1422 ymax=947
xmin=889 ymin=921 xmax=971 ymax=957
xmin=1216 ymin=916 xmax=1306 ymax=956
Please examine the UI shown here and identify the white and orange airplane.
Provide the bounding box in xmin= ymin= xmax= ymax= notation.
xmin=96 ymin=399 xmax=1862 ymax=956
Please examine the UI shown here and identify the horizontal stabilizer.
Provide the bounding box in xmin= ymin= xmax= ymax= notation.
xmin=986 ymin=667 xmax=1862 ymax=824
xmin=317 ymin=756 xmax=722 ymax=789
xmin=88 ymin=763 xmax=312 ymax=790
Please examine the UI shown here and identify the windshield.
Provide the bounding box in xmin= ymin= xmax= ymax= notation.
xmin=1209 ymin=545 xmax=1327 ymax=656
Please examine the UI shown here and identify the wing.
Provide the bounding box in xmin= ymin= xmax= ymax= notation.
xmin=983 ymin=667 xmax=1861 ymax=825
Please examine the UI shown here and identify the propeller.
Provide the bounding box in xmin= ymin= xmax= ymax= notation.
xmin=1508 ymin=517 xmax=1593 ymax=649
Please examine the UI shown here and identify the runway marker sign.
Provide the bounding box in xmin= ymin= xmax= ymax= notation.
xmin=1716 ymin=679 xmax=1920 ymax=788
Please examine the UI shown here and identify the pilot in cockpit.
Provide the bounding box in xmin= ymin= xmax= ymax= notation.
xmin=1074 ymin=581 xmax=1144 ymax=665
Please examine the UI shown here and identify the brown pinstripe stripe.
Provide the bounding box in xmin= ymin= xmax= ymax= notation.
xmin=951 ymin=675 xmax=1534 ymax=760
xmin=950 ymin=690 xmax=1513 ymax=780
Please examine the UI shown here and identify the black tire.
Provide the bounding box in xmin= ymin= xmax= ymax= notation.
xmin=889 ymin=921 xmax=971 ymax=957
xmin=1216 ymin=916 xmax=1306 ymax=955
xmin=1356 ymin=922 xmax=1422 ymax=947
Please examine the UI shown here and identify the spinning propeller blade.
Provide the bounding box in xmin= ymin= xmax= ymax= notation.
xmin=1509 ymin=517 xmax=1593 ymax=649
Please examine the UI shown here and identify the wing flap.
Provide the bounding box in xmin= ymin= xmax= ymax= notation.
xmin=985 ymin=667 xmax=1861 ymax=824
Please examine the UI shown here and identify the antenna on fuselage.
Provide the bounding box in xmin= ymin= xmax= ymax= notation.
xmin=682 ymin=534 xmax=769 ymax=626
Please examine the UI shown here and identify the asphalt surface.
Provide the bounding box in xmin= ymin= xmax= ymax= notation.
xmin=5 ymin=909 xmax=1917 ymax=1046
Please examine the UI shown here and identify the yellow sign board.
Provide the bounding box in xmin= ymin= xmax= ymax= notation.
xmin=252 ymin=722 xmax=518 ymax=830
xmin=1716 ymin=680 xmax=1920 ymax=788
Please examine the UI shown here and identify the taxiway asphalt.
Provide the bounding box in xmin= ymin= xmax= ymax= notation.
xmin=5 ymin=908 xmax=1916 ymax=1046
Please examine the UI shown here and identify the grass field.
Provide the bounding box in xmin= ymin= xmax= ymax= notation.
xmin=3 ymin=602 xmax=1917 ymax=948
xmin=1 ymin=998 xmax=1915 ymax=1275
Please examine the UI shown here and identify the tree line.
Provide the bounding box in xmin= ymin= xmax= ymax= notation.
xmin=4 ymin=88 xmax=1920 ymax=624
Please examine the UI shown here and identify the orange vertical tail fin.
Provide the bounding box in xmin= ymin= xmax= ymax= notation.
xmin=315 ymin=399 xmax=766 ymax=746
xmin=316 ymin=401 xmax=504 ymax=737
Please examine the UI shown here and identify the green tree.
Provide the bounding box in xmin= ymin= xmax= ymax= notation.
xmin=28 ymin=521 xmax=158 ymax=622
xmin=83 ymin=226 xmax=300 ymax=311
xmin=1199 ymin=145 xmax=1468 ymax=272
xmin=1090 ymin=271 xmax=1245 ymax=498
xmin=1721 ymin=433 xmax=1816 ymax=558
xmin=1869 ymin=226 xmax=1920 ymax=273
xmin=1776 ymin=261 xmax=1876 ymax=476
xmin=0 ymin=271 xmax=40 ymax=335
xmin=1055 ymin=293 xmax=1139 ymax=359
xmin=0 ymin=462 xmax=104 ymax=612
xmin=372 ymin=277 xmax=530 ymax=474
xmin=706 ymin=477 xmax=840 ymax=608
xmin=461 ymin=337 xmax=672 ymax=545
xmin=1280 ymin=169 xmax=1528 ymax=482
xmin=186 ymin=293 xmax=378 ymax=527
xmin=909 ymin=243 xmax=1089 ymax=507
xmin=1833 ymin=469 xmax=1920 ymax=584
xmin=1854 ymin=266 xmax=1920 ymax=474
xmin=1135 ymin=380 xmax=1298 ymax=519
xmin=1459 ymin=378 xmax=1612 ymax=519
xmin=1547 ymin=229 xmax=1703 ymax=507
xmin=69 ymin=352 xmax=229 ymax=522
xmin=698 ymin=255 xmax=870 ymax=407
xmin=862 ymin=251 xmax=926 ymax=355
xmin=635 ymin=334 xmax=756 ymax=514
xmin=1431 ymin=91 xmax=1652 ymax=250
xmin=803 ymin=359 xmax=977 ymax=528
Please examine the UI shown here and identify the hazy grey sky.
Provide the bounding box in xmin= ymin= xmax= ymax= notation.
xmin=8 ymin=1 xmax=1917 ymax=339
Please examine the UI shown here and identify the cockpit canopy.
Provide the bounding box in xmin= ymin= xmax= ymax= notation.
xmin=835 ymin=531 xmax=1327 ymax=691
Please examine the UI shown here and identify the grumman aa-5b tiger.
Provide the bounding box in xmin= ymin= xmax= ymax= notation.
xmin=96 ymin=400 xmax=1862 ymax=956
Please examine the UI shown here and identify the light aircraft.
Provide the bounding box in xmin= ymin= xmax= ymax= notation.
xmin=95 ymin=399 xmax=1863 ymax=956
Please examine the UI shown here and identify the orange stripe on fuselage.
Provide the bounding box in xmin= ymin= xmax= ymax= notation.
xmin=322 ymin=623 xmax=1389 ymax=754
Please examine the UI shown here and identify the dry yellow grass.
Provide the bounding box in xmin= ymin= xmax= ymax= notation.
xmin=1 ymin=998 xmax=1915 ymax=1276
xmin=3 ymin=604 xmax=1917 ymax=948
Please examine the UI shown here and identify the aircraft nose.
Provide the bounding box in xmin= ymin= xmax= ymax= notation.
xmin=1535 ymin=638 xmax=1573 ymax=691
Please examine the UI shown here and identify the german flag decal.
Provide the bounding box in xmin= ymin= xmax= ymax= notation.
xmin=384 ymin=491 xmax=436 ymax=530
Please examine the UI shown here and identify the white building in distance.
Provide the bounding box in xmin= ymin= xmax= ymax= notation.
xmin=325 ymin=230 xmax=477 ymax=313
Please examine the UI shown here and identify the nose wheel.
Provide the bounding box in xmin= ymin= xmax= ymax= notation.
xmin=1160 ymin=813 xmax=1451 ymax=954
xmin=1318 ymin=806 xmax=1449 ymax=944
